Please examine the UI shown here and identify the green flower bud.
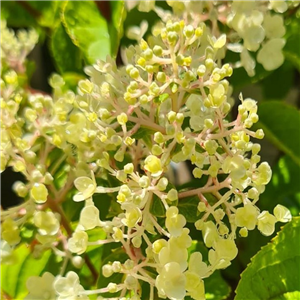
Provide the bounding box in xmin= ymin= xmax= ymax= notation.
xmin=255 ymin=129 xmax=264 ymax=139
xmin=102 ymin=264 xmax=113 ymax=278
xmin=139 ymin=94 xmax=149 ymax=104
xmin=126 ymin=64 xmax=134 ymax=74
xmin=139 ymin=175 xmax=150 ymax=188
xmin=149 ymin=82 xmax=160 ymax=96
xmin=129 ymin=68 xmax=140 ymax=79
xmin=117 ymin=113 xmax=128 ymax=125
xmin=195 ymin=26 xmax=203 ymax=37
xmin=157 ymin=72 xmax=166 ymax=83
xmin=153 ymin=45 xmax=163 ymax=56
xmin=183 ymin=25 xmax=194 ymax=38
xmin=167 ymin=111 xmax=176 ymax=123
xmin=193 ymin=168 xmax=203 ymax=179
xmin=145 ymin=65 xmax=154 ymax=73
xmin=49 ymin=74 xmax=65 ymax=89
xmin=137 ymin=57 xmax=146 ymax=67
xmin=4 ymin=70 xmax=18 ymax=85
xmin=157 ymin=177 xmax=168 ymax=191
xmin=124 ymin=163 xmax=134 ymax=174
xmin=143 ymin=48 xmax=153 ymax=60
xmin=152 ymin=144 xmax=163 ymax=156
xmin=30 ymin=183 xmax=48 ymax=204
xmin=239 ymin=227 xmax=248 ymax=237
xmin=154 ymin=132 xmax=165 ymax=143
xmin=167 ymin=188 xmax=178 ymax=201
xmin=197 ymin=202 xmax=206 ymax=212
xmin=197 ymin=65 xmax=206 ymax=77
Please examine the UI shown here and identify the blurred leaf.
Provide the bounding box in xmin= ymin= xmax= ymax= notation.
xmin=63 ymin=193 xmax=84 ymax=222
xmin=284 ymin=13 xmax=300 ymax=71
xmin=131 ymin=125 xmax=156 ymax=140
xmin=260 ymin=155 xmax=300 ymax=214
xmin=121 ymin=6 xmax=160 ymax=47
xmin=80 ymin=228 xmax=106 ymax=287
xmin=178 ymin=196 xmax=199 ymax=222
xmin=2 ymin=1 xmax=62 ymax=29
xmin=108 ymin=1 xmax=126 ymax=57
xmin=235 ymin=217 xmax=300 ymax=300
xmin=50 ymin=23 xmax=84 ymax=74
xmin=41 ymin=251 xmax=62 ymax=279
xmin=235 ymin=228 xmax=273 ymax=271
xmin=29 ymin=1 xmax=62 ymax=28
xmin=254 ymin=102 xmax=300 ymax=166
xmin=224 ymin=50 xmax=271 ymax=89
xmin=260 ymin=62 xmax=294 ymax=101
xmin=1 ymin=1 xmax=37 ymax=27
xmin=62 ymin=72 xmax=86 ymax=92
xmin=205 ymin=271 xmax=232 ymax=300
xmin=93 ymin=192 xmax=113 ymax=220
xmin=1 ymin=245 xmax=51 ymax=299
xmin=131 ymin=125 xmax=156 ymax=148
xmin=150 ymin=193 xmax=166 ymax=217
xmin=62 ymin=1 xmax=110 ymax=65
xmin=178 ymin=176 xmax=209 ymax=191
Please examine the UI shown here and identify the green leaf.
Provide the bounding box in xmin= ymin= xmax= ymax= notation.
xmin=29 ymin=1 xmax=62 ymax=28
xmin=50 ymin=23 xmax=84 ymax=74
xmin=177 ymin=196 xmax=199 ymax=222
xmin=224 ymin=50 xmax=271 ymax=89
xmin=62 ymin=1 xmax=111 ymax=65
xmin=3 ymin=1 xmax=62 ymax=28
xmin=150 ymin=193 xmax=166 ymax=217
xmin=254 ymin=102 xmax=300 ymax=166
xmin=93 ymin=192 xmax=113 ymax=220
xmin=121 ymin=6 xmax=160 ymax=47
xmin=154 ymin=93 xmax=170 ymax=104
xmin=1 ymin=1 xmax=37 ymax=27
xmin=132 ymin=125 xmax=156 ymax=148
xmin=235 ymin=217 xmax=300 ymax=300
xmin=79 ymin=228 xmax=106 ymax=287
xmin=62 ymin=72 xmax=86 ymax=92
xmin=260 ymin=62 xmax=294 ymax=101
xmin=283 ymin=13 xmax=300 ymax=71
xmin=1 ymin=245 xmax=51 ymax=299
xmin=132 ymin=126 xmax=156 ymax=140
xmin=205 ymin=271 xmax=231 ymax=300
xmin=260 ymin=155 xmax=300 ymax=215
xmin=108 ymin=1 xmax=126 ymax=57
xmin=178 ymin=176 xmax=209 ymax=191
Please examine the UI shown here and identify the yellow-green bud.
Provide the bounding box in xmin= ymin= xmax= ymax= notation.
xmin=129 ymin=68 xmax=140 ymax=79
xmin=117 ymin=113 xmax=128 ymax=125
xmin=154 ymin=132 xmax=164 ymax=144
xmin=183 ymin=25 xmax=194 ymax=38
xmin=157 ymin=72 xmax=166 ymax=83
xmin=143 ymin=48 xmax=153 ymax=60
xmin=153 ymin=45 xmax=163 ymax=56
xmin=255 ymin=129 xmax=264 ymax=139
xmin=167 ymin=189 xmax=178 ymax=201
xmin=157 ymin=177 xmax=168 ymax=191
xmin=124 ymin=163 xmax=134 ymax=174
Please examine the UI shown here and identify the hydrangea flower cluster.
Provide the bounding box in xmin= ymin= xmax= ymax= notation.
xmin=127 ymin=0 xmax=296 ymax=76
xmin=1 ymin=12 xmax=292 ymax=300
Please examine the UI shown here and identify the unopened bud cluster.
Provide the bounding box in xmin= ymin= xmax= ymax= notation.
xmin=129 ymin=0 xmax=294 ymax=77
